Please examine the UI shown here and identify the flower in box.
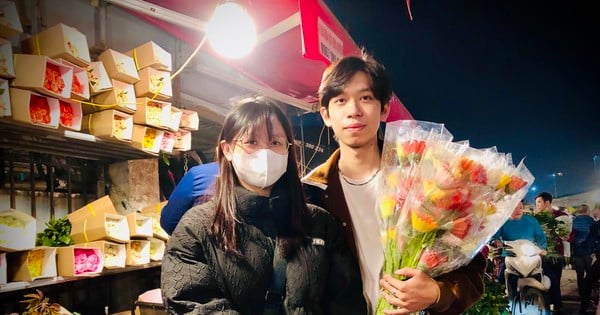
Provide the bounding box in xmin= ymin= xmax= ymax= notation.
xmin=103 ymin=242 xmax=126 ymax=268
xmin=140 ymin=201 xmax=169 ymax=241
xmin=86 ymin=61 xmax=112 ymax=95
xmin=133 ymin=98 xmax=171 ymax=129
xmin=179 ymin=109 xmax=199 ymax=131
xmin=58 ymin=100 xmax=82 ymax=131
xmin=167 ymin=107 xmax=182 ymax=132
xmin=134 ymin=67 xmax=172 ymax=101
xmin=57 ymin=246 xmax=104 ymax=276
xmin=126 ymin=240 xmax=150 ymax=266
xmin=70 ymin=213 xmax=130 ymax=244
xmin=160 ymin=131 xmax=175 ymax=154
xmin=126 ymin=212 xmax=153 ymax=238
xmin=73 ymin=248 xmax=102 ymax=274
xmin=125 ymin=40 xmax=172 ymax=72
xmin=0 ymin=209 xmax=36 ymax=252
xmin=374 ymin=120 xmax=534 ymax=314
xmin=22 ymin=23 xmax=91 ymax=67
xmin=7 ymin=247 xmax=57 ymax=281
xmin=0 ymin=38 xmax=15 ymax=78
xmin=132 ymin=124 xmax=164 ymax=154
xmin=97 ymin=48 xmax=140 ymax=84
xmin=12 ymin=54 xmax=73 ymax=100
xmin=91 ymin=79 xmax=136 ymax=114
xmin=149 ymin=238 xmax=165 ymax=261
xmin=0 ymin=78 xmax=10 ymax=117
xmin=82 ymin=109 xmax=133 ymax=142
xmin=9 ymin=88 xmax=60 ymax=129
xmin=0 ymin=1 xmax=23 ymax=38
xmin=56 ymin=58 xmax=90 ymax=100
xmin=173 ymin=129 xmax=191 ymax=151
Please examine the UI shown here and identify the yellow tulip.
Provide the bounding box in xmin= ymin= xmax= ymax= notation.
xmin=496 ymin=174 xmax=511 ymax=190
xmin=411 ymin=211 xmax=438 ymax=233
xmin=380 ymin=196 xmax=396 ymax=219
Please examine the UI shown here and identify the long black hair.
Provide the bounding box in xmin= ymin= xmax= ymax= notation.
xmin=210 ymin=96 xmax=309 ymax=258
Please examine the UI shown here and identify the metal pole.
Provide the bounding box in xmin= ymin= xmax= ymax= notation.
xmin=553 ymin=174 xmax=558 ymax=198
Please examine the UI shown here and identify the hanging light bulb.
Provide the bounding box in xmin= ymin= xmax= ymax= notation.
xmin=205 ymin=1 xmax=257 ymax=59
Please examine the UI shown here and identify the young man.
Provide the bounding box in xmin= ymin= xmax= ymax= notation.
xmin=303 ymin=53 xmax=485 ymax=314
xmin=534 ymin=191 xmax=569 ymax=313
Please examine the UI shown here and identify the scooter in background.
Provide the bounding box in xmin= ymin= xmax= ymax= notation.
xmin=504 ymin=239 xmax=552 ymax=315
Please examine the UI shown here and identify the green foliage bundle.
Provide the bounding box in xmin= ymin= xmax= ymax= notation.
xmin=35 ymin=217 xmax=73 ymax=247
xmin=464 ymin=275 xmax=509 ymax=315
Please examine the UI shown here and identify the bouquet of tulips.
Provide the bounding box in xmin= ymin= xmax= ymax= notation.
xmin=375 ymin=120 xmax=533 ymax=314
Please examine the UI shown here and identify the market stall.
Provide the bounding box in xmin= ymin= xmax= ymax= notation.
xmin=0 ymin=0 xmax=413 ymax=313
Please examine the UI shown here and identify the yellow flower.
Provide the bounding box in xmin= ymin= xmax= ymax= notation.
xmin=380 ymin=195 xmax=396 ymax=219
xmin=411 ymin=211 xmax=438 ymax=233
xmin=387 ymin=227 xmax=396 ymax=240
xmin=496 ymin=174 xmax=511 ymax=190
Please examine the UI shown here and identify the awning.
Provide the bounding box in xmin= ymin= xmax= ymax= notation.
xmin=121 ymin=0 xmax=412 ymax=121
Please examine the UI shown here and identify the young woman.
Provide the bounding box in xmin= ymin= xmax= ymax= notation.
xmin=161 ymin=97 xmax=366 ymax=314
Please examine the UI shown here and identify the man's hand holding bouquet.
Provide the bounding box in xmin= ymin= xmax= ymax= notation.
xmin=375 ymin=121 xmax=534 ymax=314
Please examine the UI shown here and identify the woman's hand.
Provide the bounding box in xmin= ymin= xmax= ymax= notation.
xmin=379 ymin=268 xmax=440 ymax=314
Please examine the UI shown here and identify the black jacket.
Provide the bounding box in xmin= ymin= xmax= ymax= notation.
xmin=161 ymin=184 xmax=367 ymax=314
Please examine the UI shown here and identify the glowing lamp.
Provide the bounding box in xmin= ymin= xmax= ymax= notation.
xmin=206 ymin=1 xmax=257 ymax=59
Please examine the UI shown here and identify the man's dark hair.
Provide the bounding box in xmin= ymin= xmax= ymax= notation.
xmin=318 ymin=51 xmax=392 ymax=111
xmin=535 ymin=192 xmax=553 ymax=203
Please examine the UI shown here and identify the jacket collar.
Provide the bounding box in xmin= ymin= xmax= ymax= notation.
xmin=235 ymin=180 xmax=290 ymax=238
xmin=301 ymin=149 xmax=341 ymax=190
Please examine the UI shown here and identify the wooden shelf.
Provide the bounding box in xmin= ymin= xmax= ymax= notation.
xmin=0 ymin=118 xmax=157 ymax=161
xmin=0 ymin=261 xmax=161 ymax=294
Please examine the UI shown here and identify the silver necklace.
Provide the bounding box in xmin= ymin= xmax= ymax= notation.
xmin=339 ymin=169 xmax=380 ymax=186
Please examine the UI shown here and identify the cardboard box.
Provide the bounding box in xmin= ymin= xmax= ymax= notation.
xmin=12 ymin=54 xmax=74 ymax=100
xmin=82 ymin=109 xmax=133 ymax=142
xmin=160 ymin=131 xmax=175 ymax=154
xmin=58 ymin=99 xmax=83 ymax=131
xmin=81 ymin=240 xmax=126 ymax=269
xmin=140 ymin=201 xmax=169 ymax=241
xmin=56 ymin=58 xmax=90 ymax=100
xmin=125 ymin=41 xmax=172 ymax=72
xmin=67 ymin=195 xmax=117 ymax=224
xmin=7 ymin=247 xmax=57 ymax=281
xmin=0 ymin=0 xmax=23 ymax=38
xmin=134 ymin=67 xmax=172 ymax=101
xmin=168 ymin=106 xmax=182 ymax=132
xmin=87 ymin=61 xmax=112 ymax=95
xmin=132 ymin=98 xmax=171 ymax=129
xmin=57 ymin=246 xmax=104 ymax=276
xmin=0 ymin=78 xmax=10 ymax=117
xmin=126 ymin=240 xmax=150 ymax=266
xmin=91 ymin=79 xmax=136 ymax=114
xmin=0 ymin=38 xmax=15 ymax=79
xmin=149 ymin=238 xmax=165 ymax=261
xmin=0 ymin=252 xmax=6 ymax=284
xmin=23 ymin=23 xmax=91 ymax=67
xmin=179 ymin=109 xmax=199 ymax=131
xmin=0 ymin=209 xmax=36 ymax=252
xmin=173 ymin=129 xmax=191 ymax=151
xmin=70 ymin=213 xmax=130 ymax=244
xmin=132 ymin=124 xmax=164 ymax=154
xmin=9 ymin=88 xmax=60 ymax=129
xmin=97 ymin=49 xmax=139 ymax=84
xmin=126 ymin=212 xmax=153 ymax=238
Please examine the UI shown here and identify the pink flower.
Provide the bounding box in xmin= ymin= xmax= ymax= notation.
xmin=419 ymin=250 xmax=448 ymax=269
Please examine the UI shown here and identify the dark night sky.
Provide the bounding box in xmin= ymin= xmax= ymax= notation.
xmin=324 ymin=0 xmax=600 ymax=201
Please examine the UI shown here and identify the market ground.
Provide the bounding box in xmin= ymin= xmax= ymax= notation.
xmin=117 ymin=268 xmax=587 ymax=315
xmin=562 ymin=267 xmax=591 ymax=314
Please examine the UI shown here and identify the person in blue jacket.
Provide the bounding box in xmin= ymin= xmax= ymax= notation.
xmin=160 ymin=162 xmax=219 ymax=234
xmin=492 ymin=200 xmax=563 ymax=313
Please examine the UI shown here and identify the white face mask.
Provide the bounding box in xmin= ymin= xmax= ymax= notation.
xmin=232 ymin=148 xmax=288 ymax=189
